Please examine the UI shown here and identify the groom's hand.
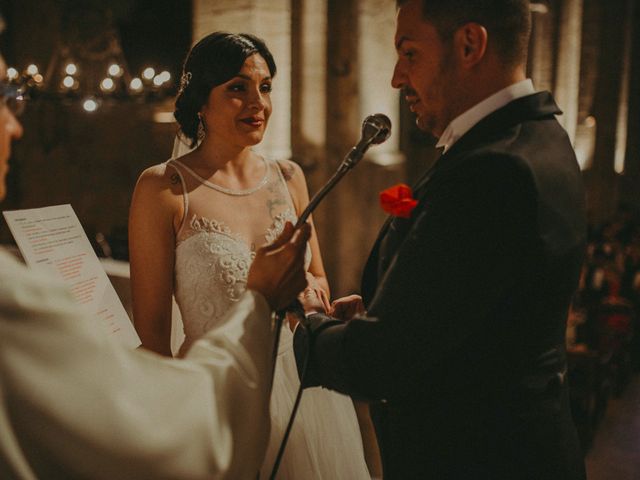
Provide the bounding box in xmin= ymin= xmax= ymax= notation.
xmin=329 ymin=295 xmax=365 ymax=321
xmin=298 ymin=273 xmax=331 ymax=315
xmin=247 ymin=222 xmax=311 ymax=311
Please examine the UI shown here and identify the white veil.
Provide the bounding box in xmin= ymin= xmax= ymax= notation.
xmin=170 ymin=134 xmax=199 ymax=159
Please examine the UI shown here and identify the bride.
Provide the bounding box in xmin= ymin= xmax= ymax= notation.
xmin=128 ymin=32 xmax=370 ymax=479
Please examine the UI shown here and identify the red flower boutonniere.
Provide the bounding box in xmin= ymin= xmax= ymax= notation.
xmin=379 ymin=183 xmax=418 ymax=218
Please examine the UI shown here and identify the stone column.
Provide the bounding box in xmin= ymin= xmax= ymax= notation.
xmin=618 ymin=0 xmax=640 ymax=210
xmin=574 ymin=0 xmax=601 ymax=170
xmin=613 ymin=0 xmax=634 ymax=175
xmin=192 ymin=0 xmax=292 ymax=159
xmin=358 ymin=0 xmax=403 ymax=166
xmin=527 ymin=2 xmax=555 ymax=92
xmin=554 ymin=0 xmax=583 ymax=144
xmin=291 ymin=0 xmax=328 ymax=167
xmin=583 ymin=0 xmax=627 ymax=225
xmin=321 ymin=0 xmax=361 ymax=295
xmin=320 ymin=0 xmax=407 ymax=297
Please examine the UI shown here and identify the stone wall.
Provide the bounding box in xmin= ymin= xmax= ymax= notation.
xmin=2 ymin=0 xmax=640 ymax=294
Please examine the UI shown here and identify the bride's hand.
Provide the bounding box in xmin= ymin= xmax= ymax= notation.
xmin=298 ymin=273 xmax=331 ymax=314
xmin=247 ymin=222 xmax=310 ymax=310
xmin=329 ymin=294 xmax=365 ymax=321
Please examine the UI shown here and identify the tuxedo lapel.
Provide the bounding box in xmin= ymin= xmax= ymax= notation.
xmin=362 ymin=149 xmax=442 ymax=305
xmin=412 ymin=147 xmax=444 ymax=194
xmin=362 ymin=203 xmax=428 ymax=305
xmin=361 ymin=216 xmax=393 ymax=306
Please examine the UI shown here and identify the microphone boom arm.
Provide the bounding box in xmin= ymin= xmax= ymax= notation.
xmin=295 ymin=118 xmax=388 ymax=227
xmin=294 ymin=162 xmax=351 ymax=228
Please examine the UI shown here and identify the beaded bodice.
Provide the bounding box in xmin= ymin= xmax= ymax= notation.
xmin=168 ymin=157 xmax=303 ymax=355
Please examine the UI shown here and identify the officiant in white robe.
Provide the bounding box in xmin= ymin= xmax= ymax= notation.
xmin=0 ymin=257 xmax=270 ymax=479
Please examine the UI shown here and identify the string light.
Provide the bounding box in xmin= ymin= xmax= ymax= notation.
xmin=7 ymin=68 xmax=19 ymax=81
xmin=142 ymin=67 xmax=155 ymax=81
xmin=108 ymin=63 xmax=123 ymax=77
xmin=15 ymin=56 xmax=173 ymax=113
xmin=82 ymin=98 xmax=98 ymax=112
xmin=100 ymin=77 xmax=115 ymax=92
xmin=62 ymin=76 xmax=75 ymax=89
xmin=130 ymin=77 xmax=143 ymax=92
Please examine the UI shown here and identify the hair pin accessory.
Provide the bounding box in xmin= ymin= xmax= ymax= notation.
xmin=179 ymin=71 xmax=192 ymax=91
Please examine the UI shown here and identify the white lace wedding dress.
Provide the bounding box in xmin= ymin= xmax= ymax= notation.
xmin=168 ymin=156 xmax=370 ymax=479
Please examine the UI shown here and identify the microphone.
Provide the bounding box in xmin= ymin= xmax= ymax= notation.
xmin=343 ymin=113 xmax=392 ymax=170
xmin=295 ymin=113 xmax=391 ymax=227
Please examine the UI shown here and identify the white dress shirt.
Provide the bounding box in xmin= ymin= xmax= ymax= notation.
xmin=0 ymin=250 xmax=273 ymax=479
xmin=436 ymin=79 xmax=536 ymax=153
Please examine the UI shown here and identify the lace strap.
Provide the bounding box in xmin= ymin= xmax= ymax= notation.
xmin=274 ymin=160 xmax=299 ymax=214
xmin=165 ymin=160 xmax=189 ymax=238
xmin=171 ymin=157 xmax=269 ymax=196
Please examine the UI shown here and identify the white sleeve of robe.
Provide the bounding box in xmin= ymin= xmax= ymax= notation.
xmin=0 ymin=251 xmax=274 ymax=480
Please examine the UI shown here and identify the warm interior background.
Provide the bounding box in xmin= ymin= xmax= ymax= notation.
xmin=0 ymin=0 xmax=638 ymax=297
xmin=1 ymin=3 xmax=640 ymax=477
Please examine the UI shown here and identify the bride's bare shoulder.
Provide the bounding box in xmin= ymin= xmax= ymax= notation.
xmin=275 ymin=159 xmax=309 ymax=214
xmin=275 ymin=159 xmax=304 ymax=183
xmin=278 ymin=159 xmax=309 ymax=190
xmin=134 ymin=161 xmax=185 ymax=198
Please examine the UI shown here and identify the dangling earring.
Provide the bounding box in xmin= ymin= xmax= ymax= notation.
xmin=197 ymin=113 xmax=205 ymax=141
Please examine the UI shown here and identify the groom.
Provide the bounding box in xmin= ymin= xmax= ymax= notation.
xmin=295 ymin=0 xmax=587 ymax=478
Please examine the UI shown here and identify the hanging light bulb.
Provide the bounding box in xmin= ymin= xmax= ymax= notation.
xmin=100 ymin=77 xmax=116 ymax=92
xmin=7 ymin=68 xmax=18 ymax=81
xmin=108 ymin=63 xmax=123 ymax=77
xmin=158 ymin=71 xmax=171 ymax=83
xmin=82 ymin=97 xmax=99 ymax=112
xmin=62 ymin=76 xmax=75 ymax=89
xmin=65 ymin=63 xmax=78 ymax=75
xmin=26 ymin=64 xmax=39 ymax=76
xmin=142 ymin=67 xmax=155 ymax=81
xmin=130 ymin=77 xmax=143 ymax=92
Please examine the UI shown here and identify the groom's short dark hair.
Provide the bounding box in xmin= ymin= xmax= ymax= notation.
xmin=396 ymin=0 xmax=531 ymax=68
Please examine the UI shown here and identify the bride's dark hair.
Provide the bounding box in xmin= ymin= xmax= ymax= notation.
xmin=174 ymin=32 xmax=277 ymax=148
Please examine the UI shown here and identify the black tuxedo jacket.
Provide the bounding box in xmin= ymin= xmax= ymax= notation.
xmin=295 ymin=92 xmax=587 ymax=479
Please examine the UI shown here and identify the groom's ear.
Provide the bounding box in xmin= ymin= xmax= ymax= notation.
xmin=454 ymin=23 xmax=488 ymax=69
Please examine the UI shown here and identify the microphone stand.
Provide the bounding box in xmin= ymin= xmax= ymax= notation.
xmin=268 ymin=115 xmax=390 ymax=479
xmin=296 ymin=134 xmax=380 ymax=228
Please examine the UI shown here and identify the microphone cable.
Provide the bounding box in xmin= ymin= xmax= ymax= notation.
xmin=265 ymin=113 xmax=391 ymax=479
xmin=268 ymin=302 xmax=311 ymax=480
